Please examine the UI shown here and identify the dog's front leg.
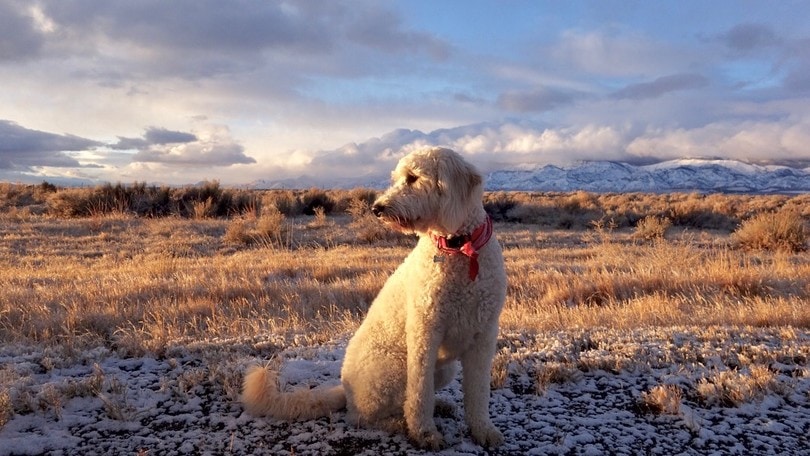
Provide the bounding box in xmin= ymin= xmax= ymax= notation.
xmin=461 ymin=327 xmax=504 ymax=447
xmin=403 ymin=309 xmax=444 ymax=450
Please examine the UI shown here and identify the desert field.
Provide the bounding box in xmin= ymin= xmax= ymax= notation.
xmin=0 ymin=183 xmax=808 ymax=454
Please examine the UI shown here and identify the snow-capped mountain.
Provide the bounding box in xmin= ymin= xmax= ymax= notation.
xmin=485 ymin=159 xmax=810 ymax=193
xmin=250 ymin=158 xmax=809 ymax=193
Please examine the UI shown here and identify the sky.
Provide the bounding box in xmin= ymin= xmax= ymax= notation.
xmin=1 ymin=0 xmax=810 ymax=186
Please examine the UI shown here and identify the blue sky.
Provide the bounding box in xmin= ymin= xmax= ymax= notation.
xmin=1 ymin=0 xmax=809 ymax=185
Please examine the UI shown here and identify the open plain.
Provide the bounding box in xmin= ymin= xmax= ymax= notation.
xmin=0 ymin=186 xmax=808 ymax=454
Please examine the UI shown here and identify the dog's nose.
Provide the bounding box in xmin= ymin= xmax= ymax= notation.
xmin=371 ymin=202 xmax=385 ymax=217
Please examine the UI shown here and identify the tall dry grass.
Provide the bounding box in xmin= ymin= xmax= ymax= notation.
xmin=499 ymin=228 xmax=810 ymax=332
xmin=0 ymin=203 xmax=807 ymax=356
xmin=0 ymin=192 xmax=809 ymax=431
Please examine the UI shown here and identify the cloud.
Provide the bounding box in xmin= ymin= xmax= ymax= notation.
xmin=112 ymin=127 xmax=197 ymax=150
xmin=718 ymin=23 xmax=781 ymax=53
xmin=612 ymin=73 xmax=709 ymax=100
xmin=35 ymin=1 xmax=450 ymax=84
xmin=497 ymin=87 xmax=585 ymax=113
xmin=131 ymin=125 xmax=255 ymax=167
xmin=344 ymin=5 xmax=450 ymax=60
xmin=781 ymin=38 xmax=810 ymax=93
xmin=301 ymin=116 xmax=810 ymax=180
xmin=300 ymin=122 xmax=630 ymax=178
xmin=550 ymin=28 xmax=690 ymax=77
xmin=45 ymin=1 xmax=331 ymax=54
xmin=0 ymin=120 xmax=100 ymax=169
xmin=0 ymin=2 xmax=45 ymax=61
xmin=783 ymin=67 xmax=810 ymax=93
xmin=626 ymin=120 xmax=810 ymax=163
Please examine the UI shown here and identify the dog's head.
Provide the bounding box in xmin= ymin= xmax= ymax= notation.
xmin=371 ymin=147 xmax=483 ymax=235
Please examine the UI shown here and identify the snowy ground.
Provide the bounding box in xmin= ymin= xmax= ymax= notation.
xmin=1 ymin=327 xmax=809 ymax=455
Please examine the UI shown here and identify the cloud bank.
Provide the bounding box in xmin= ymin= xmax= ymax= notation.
xmin=0 ymin=1 xmax=808 ymax=185
xmin=0 ymin=120 xmax=100 ymax=169
xmin=114 ymin=126 xmax=255 ymax=167
xmin=301 ymin=117 xmax=810 ymax=180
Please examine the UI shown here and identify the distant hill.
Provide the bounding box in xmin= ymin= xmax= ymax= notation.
xmin=249 ymin=158 xmax=810 ymax=193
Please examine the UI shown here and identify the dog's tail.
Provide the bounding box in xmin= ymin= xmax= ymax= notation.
xmin=241 ymin=365 xmax=346 ymax=420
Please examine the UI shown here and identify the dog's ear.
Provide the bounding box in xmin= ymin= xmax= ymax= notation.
xmin=436 ymin=149 xmax=483 ymax=234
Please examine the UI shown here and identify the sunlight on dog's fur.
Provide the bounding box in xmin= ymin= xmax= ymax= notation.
xmin=242 ymin=147 xmax=507 ymax=449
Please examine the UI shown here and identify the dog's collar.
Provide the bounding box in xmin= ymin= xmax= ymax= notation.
xmin=432 ymin=216 xmax=493 ymax=281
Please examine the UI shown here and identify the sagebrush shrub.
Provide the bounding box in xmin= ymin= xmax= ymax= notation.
xmin=633 ymin=215 xmax=672 ymax=241
xmin=262 ymin=190 xmax=301 ymax=216
xmin=300 ymin=188 xmax=335 ymax=215
xmin=483 ymin=192 xmax=517 ymax=221
xmin=257 ymin=207 xmax=287 ymax=245
xmin=46 ymin=188 xmax=92 ymax=217
xmin=347 ymin=199 xmax=395 ymax=243
xmin=223 ymin=219 xmax=253 ymax=245
xmin=733 ymin=209 xmax=807 ymax=252
xmin=307 ymin=206 xmax=331 ymax=229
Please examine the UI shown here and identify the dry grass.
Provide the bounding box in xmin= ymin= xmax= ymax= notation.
xmin=0 ymin=198 xmax=808 ymax=431
xmin=733 ymin=208 xmax=808 ymax=252
xmin=696 ymin=366 xmax=779 ymax=407
xmin=632 ymin=215 xmax=672 ymax=242
xmin=640 ymin=385 xmax=682 ymax=415
xmin=534 ymin=362 xmax=582 ymax=395
xmin=498 ymin=227 xmax=810 ymax=332
xmin=0 ymin=203 xmax=807 ymax=355
xmin=0 ymin=215 xmax=380 ymax=355
xmin=0 ymin=190 xmax=808 ymax=428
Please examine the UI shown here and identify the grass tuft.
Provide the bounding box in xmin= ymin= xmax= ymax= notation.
xmin=733 ymin=209 xmax=808 ymax=252
xmin=640 ymin=385 xmax=682 ymax=415
xmin=632 ymin=215 xmax=672 ymax=242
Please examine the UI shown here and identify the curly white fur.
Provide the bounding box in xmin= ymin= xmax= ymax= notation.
xmin=242 ymin=147 xmax=507 ymax=449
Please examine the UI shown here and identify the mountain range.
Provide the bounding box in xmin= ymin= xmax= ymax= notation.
xmin=250 ymin=158 xmax=810 ymax=194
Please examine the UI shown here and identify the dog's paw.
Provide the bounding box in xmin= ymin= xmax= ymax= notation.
xmin=470 ymin=424 xmax=504 ymax=447
xmin=410 ymin=428 xmax=446 ymax=450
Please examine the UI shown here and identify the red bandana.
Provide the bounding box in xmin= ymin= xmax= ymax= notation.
xmin=433 ymin=216 xmax=493 ymax=281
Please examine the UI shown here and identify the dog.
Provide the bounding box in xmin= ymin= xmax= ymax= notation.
xmin=241 ymin=147 xmax=507 ymax=449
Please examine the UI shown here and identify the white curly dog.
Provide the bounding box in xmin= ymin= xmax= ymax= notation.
xmin=241 ymin=147 xmax=507 ymax=449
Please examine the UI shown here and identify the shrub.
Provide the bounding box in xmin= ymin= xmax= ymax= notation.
xmin=223 ymin=218 xmax=253 ymax=245
xmin=483 ymin=192 xmax=517 ymax=222
xmin=633 ymin=215 xmax=672 ymax=241
xmin=348 ymin=199 xmax=393 ymax=243
xmin=256 ymin=207 xmax=287 ymax=244
xmin=306 ymin=206 xmax=331 ymax=229
xmin=733 ymin=209 xmax=808 ymax=253
xmin=191 ymin=197 xmax=215 ymax=219
xmin=262 ymin=190 xmax=301 ymax=216
xmin=0 ymin=183 xmax=38 ymax=209
xmin=132 ymin=185 xmax=174 ymax=217
xmin=334 ymin=188 xmax=378 ymax=214
xmin=300 ymin=188 xmax=335 ymax=215
xmin=46 ymin=188 xmax=93 ymax=217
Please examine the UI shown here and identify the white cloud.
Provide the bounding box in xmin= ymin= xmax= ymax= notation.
xmin=626 ymin=120 xmax=810 ymax=162
xmin=1 ymin=2 xmax=810 ymax=185
xmin=302 ymin=118 xmax=810 ymax=180
xmin=550 ymin=28 xmax=692 ymax=77
xmin=131 ymin=125 xmax=255 ymax=167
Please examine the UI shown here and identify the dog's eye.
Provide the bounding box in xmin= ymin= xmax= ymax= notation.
xmin=405 ymin=173 xmax=418 ymax=185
